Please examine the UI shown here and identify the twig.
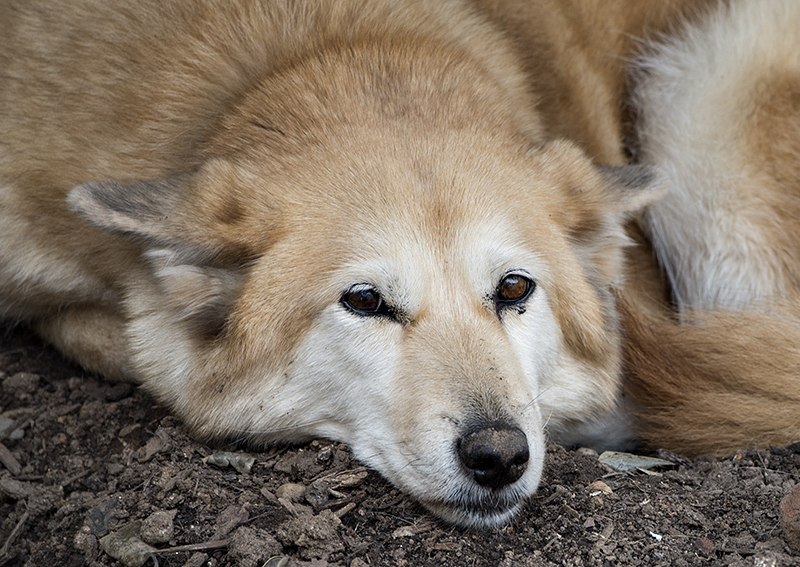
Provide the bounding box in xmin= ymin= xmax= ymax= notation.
xmin=0 ymin=442 xmax=21 ymax=476
xmin=334 ymin=502 xmax=356 ymax=518
xmin=0 ymin=510 xmax=30 ymax=565
xmin=60 ymin=469 xmax=91 ymax=488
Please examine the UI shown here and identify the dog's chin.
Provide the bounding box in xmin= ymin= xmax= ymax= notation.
xmin=419 ymin=487 xmax=529 ymax=529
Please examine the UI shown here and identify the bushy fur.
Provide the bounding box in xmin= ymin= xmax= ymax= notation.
xmin=625 ymin=0 xmax=800 ymax=456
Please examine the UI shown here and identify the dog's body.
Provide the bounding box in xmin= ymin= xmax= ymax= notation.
xmin=1 ymin=0 xmax=798 ymax=527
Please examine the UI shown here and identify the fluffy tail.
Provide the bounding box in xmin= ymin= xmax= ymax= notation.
xmin=620 ymin=297 xmax=800 ymax=457
xmin=619 ymin=0 xmax=800 ymax=457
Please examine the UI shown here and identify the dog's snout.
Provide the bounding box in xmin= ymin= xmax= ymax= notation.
xmin=457 ymin=424 xmax=529 ymax=490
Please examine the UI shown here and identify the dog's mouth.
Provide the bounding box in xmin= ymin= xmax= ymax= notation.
xmin=420 ymin=486 xmax=528 ymax=529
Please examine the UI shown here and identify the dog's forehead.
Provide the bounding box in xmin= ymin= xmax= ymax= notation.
xmin=217 ymin=122 xmax=573 ymax=298
xmin=276 ymin=125 xmax=559 ymax=231
xmin=309 ymin=150 xmax=558 ymax=302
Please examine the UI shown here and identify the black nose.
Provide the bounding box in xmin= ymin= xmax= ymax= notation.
xmin=457 ymin=424 xmax=529 ymax=490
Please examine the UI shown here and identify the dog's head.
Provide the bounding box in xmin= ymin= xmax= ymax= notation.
xmin=67 ymin=48 xmax=663 ymax=527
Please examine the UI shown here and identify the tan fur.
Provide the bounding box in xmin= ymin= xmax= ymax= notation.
xmin=746 ymin=73 xmax=800 ymax=291
xmin=624 ymin=0 xmax=800 ymax=456
xmin=642 ymin=61 xmax=800 ymax=451
xmin=622 ymin=298 xmax=800 ymax=457
xmin=1 ymin=0 xmax=798 ymax=526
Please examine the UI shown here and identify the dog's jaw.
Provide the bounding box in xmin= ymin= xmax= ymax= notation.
xmin=410 ymin=442 xmax=545 ymax=529
xmin=346 ymin=413 xmax=547 ymax=530
xmin=420 ymin=492 xmax=525 ymax=530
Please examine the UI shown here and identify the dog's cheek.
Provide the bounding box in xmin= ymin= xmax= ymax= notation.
xmin=277 ymin=308 xmax=407 ymax=440
xmin=144 ymin=248 xmax=244 ymax=341
xmin=519 ymin=265 xmax=623 ymax=442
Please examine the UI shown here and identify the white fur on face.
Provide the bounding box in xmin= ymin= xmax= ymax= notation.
xmin=228 ymin=215 xmax=554 ymax=527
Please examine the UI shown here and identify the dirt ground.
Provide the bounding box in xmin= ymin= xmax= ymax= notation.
xmin=1 ymin=322 xmax=799 ymax=567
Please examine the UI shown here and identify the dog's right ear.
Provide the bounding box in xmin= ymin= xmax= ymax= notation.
xmin=68 ymin=172 xmax=251 ymax=337
xmin=67 ymin=172 xmax=226 ymax=259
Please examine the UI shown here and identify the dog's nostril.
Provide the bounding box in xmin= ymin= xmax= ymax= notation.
xmin=457 ymin=425 xmax=529 ymax=490
xmin=512 ymin=454 xmax=528 ymax=467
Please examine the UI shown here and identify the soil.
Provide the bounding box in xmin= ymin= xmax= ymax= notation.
xmin=1 ymin=322 xmax=799 ymax=567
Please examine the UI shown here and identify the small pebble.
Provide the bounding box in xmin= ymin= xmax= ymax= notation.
xmin=304 ymin=480 xmax=330 ymax=510
xmin=203 ymin=451 xmax=255 ymax=474
xmin=275 ymin=482 xmax=306 ymax=503
xmin=140 ymin=509 xmax=177 ymax=545
xmin=780 ymin=483 xmax=800 ymax=553
xmin=227 ymin=526 xmax=281 ymax=567
xmin=3 ymin=372 xmax=40 ymax=397
xmin=99 ymin=521 xmax=157 ymax=567
xmin=692 ymin=537 xmax=715 ymax=558
xmin=316 ymin=444 xmax=335 ymax=464
xmin=276 ymin=509 xmax=344 ymax=560
xmin=73 ymin=525 xmax=99 ymax=562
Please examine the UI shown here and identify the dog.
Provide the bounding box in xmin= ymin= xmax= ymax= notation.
xmin=1 ymin=0 xmax=798 ymax=528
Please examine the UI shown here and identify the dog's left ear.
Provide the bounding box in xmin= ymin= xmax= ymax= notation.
xmin=559 ymin=160 xmax=668 ymax=250
xmin=596 ymin=164 xmax=668 ymax=215
xmin=562 ymin=162 xmax=668 ymax=283
xmin=68 ymin=171 xmax=251 ymax=337
xmin=537 ymin=149 xmax=668 ymax=365
xmin=533 ymin=141 xmax=667 ymax=235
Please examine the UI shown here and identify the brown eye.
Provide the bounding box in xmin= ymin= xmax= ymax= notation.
xmin=342 ymin=286 xmax=386 ymax=316
xmin=496 ymin=274 xmax=535 ymax=305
